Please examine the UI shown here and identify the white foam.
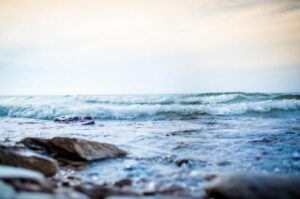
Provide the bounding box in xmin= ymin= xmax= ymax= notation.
xmin=0 ymin=95 xmax=299 ymax=120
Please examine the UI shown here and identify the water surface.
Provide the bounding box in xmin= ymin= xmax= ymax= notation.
xmin=0 ymin=93 xmax=299 ymax=193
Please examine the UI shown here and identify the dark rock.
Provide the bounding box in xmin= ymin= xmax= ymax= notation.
xmin=54 ymin=116 xmax=79 ymax=123
xmin=83 ymin=116 xmax=93 ymax=120
xmin=175 ymin=159 xmax=190 ymax=167
xmin=158 ymin=184 xmax=202 ymax=198
xmin=0 ymin=146 xmax=58 ymax=177
xmin=75 ymin=183 xmax=139 ymax=199
xmin=49 ymin=175 xmax=82 ymax=189
xmin=204 ymin=173 xmax=300 ymax=199
xmin=21 ymin=137 xmax=127 ymax=162
xmin=18 ymin=137 xmax=51 ymax=151
xmin=54 ymin=116 xmax=95 ymax=125
xmin=114 ymin=179 xmax=132 ymax=188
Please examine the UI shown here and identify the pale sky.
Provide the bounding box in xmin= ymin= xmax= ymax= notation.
xmin=0 ymin=0 xmax=300 ymax=94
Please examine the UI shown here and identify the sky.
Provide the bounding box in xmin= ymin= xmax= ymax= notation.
xmin=0 ymin=0 xmax=300 ymax=95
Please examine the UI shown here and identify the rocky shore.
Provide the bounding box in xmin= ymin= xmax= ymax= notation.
xmin=0 ymin=135 xmax=299 ymax=199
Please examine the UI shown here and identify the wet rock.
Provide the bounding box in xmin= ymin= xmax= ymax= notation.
xmin=0 ymin=146 xmax=58 ymax=177
xmin=204 ymin=173 xmax=300 ymax=199
xmin=166 ymin=129 xmax=199 ymax=136
xmin=54 ymin=116 xmax=95 ymax=125
xmin=75 ymin=183 xmax=139 ymax=199
xmin=175 ymin=159 xmax=190 ymax=167
xmin=81 ymin=120 xmax=95 ymax=125
xmin=114 ymin=179 xmax=132 ymax=188
xmin=49 ymin=175 xmax=83 ymax=189
xmin=19 ymin=137 xmax=50 ymax=151
xmin=21 ymin=137 xmax=127 ymax=162
xmin=0 ymin=165 xmax=52 ymax=193
xmin=50 ymin=137 xmax=127 ymax=161
xmin=15 ymin=190 xmax=89 ymax=199
xmin=160 ymin=186 xmax=204 ymax=198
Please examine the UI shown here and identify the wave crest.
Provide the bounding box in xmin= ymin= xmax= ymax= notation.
xmin=0 ymin=95 xmax=299 ymax=120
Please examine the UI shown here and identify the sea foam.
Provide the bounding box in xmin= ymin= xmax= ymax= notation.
xmin=0 ymin=93 xmax=299 ymax=120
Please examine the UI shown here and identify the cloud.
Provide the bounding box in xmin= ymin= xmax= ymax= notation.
xmin=0 ymin=0 xmax=299 ymax=94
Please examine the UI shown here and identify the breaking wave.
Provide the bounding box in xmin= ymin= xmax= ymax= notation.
xmin=0 ymin=93 xmax=299 ymax=120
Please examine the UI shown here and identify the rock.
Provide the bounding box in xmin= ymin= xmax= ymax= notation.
xmin=15 ymin=190 xmax=89 ymax=199
xmin=0 ymin=146 xmax=58 ymax=177
xmin=204 ymin=173 xmax=300 ymax=199
xmin=0 ymin=165 xmax=44 ymax=181
xmin=50 ymin=137 xmax=126 ymax=161
xmin=21 ymin=137 xmax=127 ymax=161
xmin=114 ymin=179 xmax=132 ymax=188
xmin=19 ymin=137 xmax=50 ymax=151
xmin=54 ymin=116 xmax=95 ymax=125
xmin=81 ymin=120 xmax=95 ymax=125
xmin=75 ymin=183 xmax=139 ymax=199
xmin=175 ymin=159 xmax=190 ymax=167
xmin=0 ymin=165 xmax=52 ymax=193
xmin=49 ymin=175 xmax=82 ymax=189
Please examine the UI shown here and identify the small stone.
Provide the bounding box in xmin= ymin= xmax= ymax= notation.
xmin=114 ymin=179 xmax=132 ymax=188
xmin=175 ymin=159 xmax=190 ymax=167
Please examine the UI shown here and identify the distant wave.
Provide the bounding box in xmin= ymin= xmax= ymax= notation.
xmin=79 ymin=93 xmax=252 ymax=105
xmin=0 ymin=93 xmax=299 ymax=120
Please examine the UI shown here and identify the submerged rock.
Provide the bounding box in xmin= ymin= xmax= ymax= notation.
xmin=204 ymin=173 xmax=300 ymax=199
xmin=21 ymin=137 xmax=127 ymax=162
xmin=54 ymin=116 xmax=95 ymax=125
xmin=175 ymin=159 xmax=190 ymax=167
xmin=0 ymin=146 xmax=58 ymax=177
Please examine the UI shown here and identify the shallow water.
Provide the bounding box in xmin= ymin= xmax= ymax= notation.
xmin=0 ymin=93 xmax=300 ymax=195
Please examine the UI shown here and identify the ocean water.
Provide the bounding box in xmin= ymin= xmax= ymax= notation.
xmin=0 ymin=92 xmax=300 ymax=193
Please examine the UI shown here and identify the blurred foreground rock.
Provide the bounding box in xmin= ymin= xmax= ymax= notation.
xmin=0 ymin=146 xmax=58 ymax=177
xmin=0 ymin=165 xmax=88 ymax=199
xmin=204 ymin=173 xmax=300 ymax=199
xmin=0 ymin=165 xmax=52 ymax=193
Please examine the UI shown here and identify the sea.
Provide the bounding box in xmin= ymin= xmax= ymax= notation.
xmin=0 ymin=92 xmax=300 ymax=192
